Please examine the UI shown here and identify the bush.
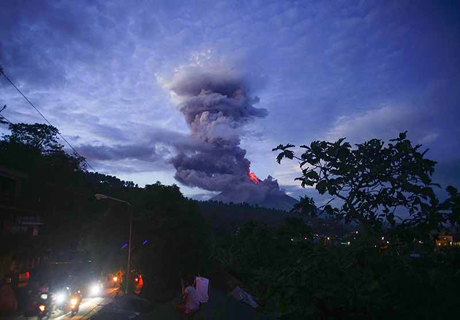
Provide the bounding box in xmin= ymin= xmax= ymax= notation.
xmin=214 ymin=220 xmax=460 ymax=319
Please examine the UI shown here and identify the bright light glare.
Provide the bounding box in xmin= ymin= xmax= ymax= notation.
xmin=56 ymin=292 xmax=65 ymax=304
xmin=40 ymin=294 xmax=48 ymax=300
xmin=70 ymin=298 xmax=78 ymax=305
xmin=113 ymin=277 xmax=118 ymax=282
xmin=90 ymin=284 xmax=101 ymax=296
xmin=39 ymin=305 xmax=46 ymax=312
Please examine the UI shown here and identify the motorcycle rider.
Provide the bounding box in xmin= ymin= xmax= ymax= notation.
xmin=38 ymin=281 xmax=49 ymax=293
xmin=25 ymin=280 xmax=54 ymax=319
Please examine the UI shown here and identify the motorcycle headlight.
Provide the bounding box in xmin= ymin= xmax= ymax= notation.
xmin=39 ymin=305 xmax=46 ymax=312
xmin=55 ymin=292 xmax=65 ymax=304
xmin=70 ymin=298 xmax=78 ymax=305
xmin=90 ymin=283 xmax=101 ymax=296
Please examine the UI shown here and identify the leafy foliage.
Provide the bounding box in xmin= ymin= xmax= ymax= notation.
xmin=273 ymin=132 xmax=458 ymax=232
xmin=442 ymin=186 xmax=460 ymax=229
xmin=216 ymin=219 xmax=460 ymax=319
xmin=3 ymin=123 xmax=62 ymax=152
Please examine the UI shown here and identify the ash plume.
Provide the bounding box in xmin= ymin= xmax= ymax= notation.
xmin=169 ymin=69 xmax=270 ymax=191
xmin=167 ymin=68 xmax=297 ymax=210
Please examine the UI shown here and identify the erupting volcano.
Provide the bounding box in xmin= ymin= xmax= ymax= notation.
xmin=249 ymin=171 xmax=261 ymax=184
xmin=169 ymin=67 xmax=298 ymax=211
xmin=211 ymin=174 xmax=299 ymax=211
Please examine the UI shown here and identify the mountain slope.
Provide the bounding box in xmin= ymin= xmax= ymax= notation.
xmin=211 ymin=190 xmax=298 ymax=211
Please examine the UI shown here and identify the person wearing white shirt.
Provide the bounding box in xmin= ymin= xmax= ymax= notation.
xmin=175 ymin=275 xmax=200 ymax=318
xmin=194 ymin=276 xmax=209 ymax=303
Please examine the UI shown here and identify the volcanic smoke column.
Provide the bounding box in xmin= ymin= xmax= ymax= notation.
xmin=168 ymin=69 xmax=298 ymax=209
xmin=169 ymin=70 xmax=268 ymax=194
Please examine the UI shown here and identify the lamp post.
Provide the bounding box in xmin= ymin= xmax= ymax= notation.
xmin=95 ymin=193 xmax=132 ymax=295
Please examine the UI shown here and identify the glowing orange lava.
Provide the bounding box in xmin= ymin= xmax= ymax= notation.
xmin=249 ymin=171 xmax=261 ymax=184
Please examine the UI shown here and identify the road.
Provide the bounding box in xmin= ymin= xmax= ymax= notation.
xmin=14 ymin=287 xmax=118 ymax=320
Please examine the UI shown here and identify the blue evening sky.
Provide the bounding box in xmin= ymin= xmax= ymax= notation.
xmin=1 ymin=0 xmax=459 ymax=202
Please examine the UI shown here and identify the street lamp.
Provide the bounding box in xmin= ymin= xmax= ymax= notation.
xmin=95 ymin=193 xmax=132 ymax=294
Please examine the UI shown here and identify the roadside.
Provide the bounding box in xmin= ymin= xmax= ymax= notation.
xmin=92 ymin=288 xmax=270 ymax=320
xmin=2 ymin=287 xmax=118 ymax=320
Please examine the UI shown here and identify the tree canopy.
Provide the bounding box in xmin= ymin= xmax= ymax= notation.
xmin=273 ymin=132 xmax=459 ymax=234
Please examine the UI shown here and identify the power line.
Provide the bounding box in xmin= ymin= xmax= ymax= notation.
xmin=0 ymin=67 xmax=96 ymax=172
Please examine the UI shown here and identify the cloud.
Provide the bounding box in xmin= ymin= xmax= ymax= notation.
xmin=78 ymin=144 xmax=160 ymax=162
xmin=76 ymin=125 xmax=211 ymax=173
xmin=1 ymin=0 xmax=459 ymax=198
xmin=326 ymin=105 xmax=416 ymax=143
xmin=433 ymin=159 xmax=460 ymax=195
xmin=187 ymin=192 xmax=219 ymax=201
xmin=419 ymin=133 xmax=440 ymax=145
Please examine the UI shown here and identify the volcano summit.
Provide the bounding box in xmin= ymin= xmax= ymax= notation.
xmin=211 ymin=173 xmax=298 ymax=211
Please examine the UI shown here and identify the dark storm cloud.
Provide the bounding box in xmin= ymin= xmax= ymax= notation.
xmin=74 ymin=124 xmax=222 ymax=176
xmin=78 ymin=126 xmax=204 ymax=161
xmin=78 ymin=144 xmax=159 ymax=162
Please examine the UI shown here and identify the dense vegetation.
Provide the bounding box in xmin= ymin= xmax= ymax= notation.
xmin=216 ymin=132 xmax=460 ymax=319
xmin=216 ymin=221 xmax=460 ymax=319
xmin=198 ymin=201 xmax=352 ymax=236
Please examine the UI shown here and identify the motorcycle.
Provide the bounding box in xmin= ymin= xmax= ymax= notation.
xmin=37 ymin=292 xmax=53 ymax=320
xmin=55 ymin=287 xmax=82 ymax=317
xmin=25 ymin=291 xmax=54 ymax=319
xmin=54 ymin=287 xmax=71 ymax=311
xmin=68 ymin=291 xmax=82 ymax=317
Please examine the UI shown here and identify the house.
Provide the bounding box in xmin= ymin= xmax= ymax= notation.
xmin=436 ymin=235 xmax=454 ymax=247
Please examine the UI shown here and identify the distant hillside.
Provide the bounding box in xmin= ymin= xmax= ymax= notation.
xmin=197 ymin=200 xmax=353 ymax=236
xmin=211 ymin=191 xmax=298 ymax=211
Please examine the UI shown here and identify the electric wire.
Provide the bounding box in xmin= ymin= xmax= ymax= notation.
xmin=0 ymin=67 xmax=96 ymax=172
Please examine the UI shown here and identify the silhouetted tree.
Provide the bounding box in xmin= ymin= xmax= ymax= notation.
xmin=273 ymin=132 xmax=459 ymax=233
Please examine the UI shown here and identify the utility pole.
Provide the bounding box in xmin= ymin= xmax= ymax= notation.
xmin=95 ymin=193 xmax=132 ymax=294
